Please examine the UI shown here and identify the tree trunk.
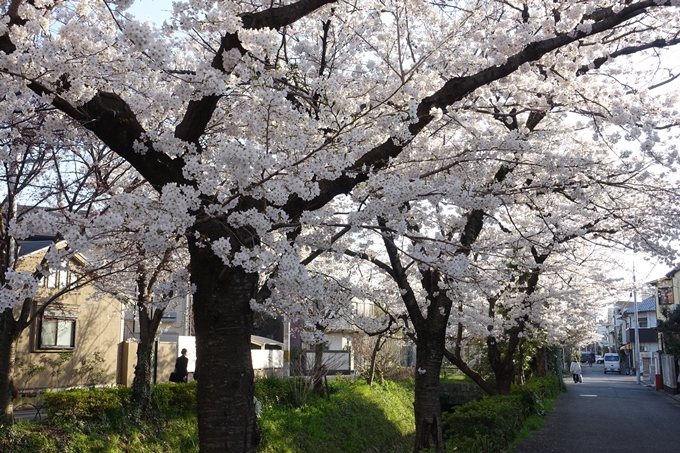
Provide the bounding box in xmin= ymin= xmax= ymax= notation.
xmin=0 ymin=308 xmax=19 ymax=422
xmin=312 ymin=341 xmax=326 ymax=396
xmin=495 ymin=376 xmax=512 ymax=395
xmin=536 ymin=346 xmax=548 ymax=377
xmin=517 ymin=341 xmax=526 ymax=385
xmin=487 ymin=332 xmax=521 ymax=395
xmin=190 ymin=229 xmax=260 ymax=453
xmin=412 ymin=335 xmax=446 ymax=453
xmin=367 ymin=336 xmax=383 ymax=387
xmin=130 ymin=305 xmax=162 ymax=419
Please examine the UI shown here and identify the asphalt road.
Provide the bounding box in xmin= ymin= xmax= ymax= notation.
xmin=513 ymin=363 xmax=680 ymax=453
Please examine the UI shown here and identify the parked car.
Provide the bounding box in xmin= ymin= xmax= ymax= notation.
xmin=603 ymin=353 xmax=621 ymax=374
xmin=596 ymin=355 xmax=604 ymax=364
xmin=581 ymin=352 xmax=596 ymax=363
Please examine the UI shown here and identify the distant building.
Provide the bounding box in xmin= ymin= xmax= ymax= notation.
xmin=649 ymin=267 xmax=680 ymax=324
xmin=619 ymin=296 xmax=658 ymax=374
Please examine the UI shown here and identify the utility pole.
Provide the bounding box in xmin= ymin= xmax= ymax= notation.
xmin=283 ymin=316 xmax=290 ymax=377
xmin=634 ymin=265 xmax=641 ymax=385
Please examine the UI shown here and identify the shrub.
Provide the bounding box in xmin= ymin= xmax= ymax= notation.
xmin=254 ymin=376 xmax=292 ymax=407
xmin=443 ymin=375 xmax=563 ymax=452
xmin=43 ymin=387 xmax=128 ymax=420
xmin=151 ymin=382 xmax=197 ymax=418
xmin=443 ymin=395 xmax=522 ymax=445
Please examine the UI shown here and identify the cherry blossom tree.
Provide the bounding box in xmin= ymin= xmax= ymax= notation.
xmin=320 ymin=69 xmax=680 ymax=449
xmin=2 ymin=1 xmax=680 ymax=451
xmin=85 ymin=190 xmax=192 ymax=418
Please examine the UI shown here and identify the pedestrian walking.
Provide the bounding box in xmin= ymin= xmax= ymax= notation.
xmin=569 ymin=358 xmax=582 ymax=383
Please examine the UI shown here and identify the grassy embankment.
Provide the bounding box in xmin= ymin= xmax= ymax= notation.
xmin=0 ymin=374 xmax=563 ymax=452
xmin=0 ymin=378 xmax=415 ymax=453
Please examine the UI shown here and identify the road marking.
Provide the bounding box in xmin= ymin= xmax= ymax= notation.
xmin=579 ymin=395 xmax=598 ymax=397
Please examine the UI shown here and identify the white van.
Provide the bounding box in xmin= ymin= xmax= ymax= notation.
xmin=603 ymin=353 xmax=621 ymax=374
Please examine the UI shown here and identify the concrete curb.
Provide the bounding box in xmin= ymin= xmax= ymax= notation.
xmin=639 ymin=380 xmax=680 ymax=403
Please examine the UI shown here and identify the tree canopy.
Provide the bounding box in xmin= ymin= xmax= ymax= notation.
xmin=2 ymin=1 xmax=680 ymax=452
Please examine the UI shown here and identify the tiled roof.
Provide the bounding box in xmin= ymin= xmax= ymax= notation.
xmin=622 ymin=296 xmax=656 ymax=314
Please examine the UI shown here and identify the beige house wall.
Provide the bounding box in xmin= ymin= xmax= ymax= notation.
xmin=13 ymin=252 xmax=123 ymax=392
xmin=118 ymin=341 xmax=183 ymax=386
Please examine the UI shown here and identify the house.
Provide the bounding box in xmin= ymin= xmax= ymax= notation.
xmin=12 ymin=238 xmax=124 ymax=394
xmin=122 ymin=294 xmax=194 ymax=343
xmin=606 ymin=300 xmax=636 ymax=354
xmin=13 ymin=236 xmax=361 ymax=392
xmin=619 ymin=296 xmax=658 ymax=375
xmin=651 ymin=266 xmax=680 ymax=324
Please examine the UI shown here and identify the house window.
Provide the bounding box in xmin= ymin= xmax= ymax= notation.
xmin=38 ymin=317 xmax=76 ymax=349
xmin=43 ymin=265 xmax=73 ymax=289
xmin=638 ymin=318 xmax=648 ymax=328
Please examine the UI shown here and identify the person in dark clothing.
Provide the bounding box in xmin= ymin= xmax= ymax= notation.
xmin=171 ymin=348 xmax=189 ymax=383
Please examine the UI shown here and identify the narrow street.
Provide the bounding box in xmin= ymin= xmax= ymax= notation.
xmin=513 ymin=362 xmax=680 ymax=453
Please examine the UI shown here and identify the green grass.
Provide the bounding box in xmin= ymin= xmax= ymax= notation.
xmin=1 ymin=378 xmax=414 ymax=453
xmin=507 ymin=399 xmax=555 ymax=450
xmin=258 ymin=379 xmax=415 ymax=453
xmin=439 ymin=373 xmax=471 ymax=384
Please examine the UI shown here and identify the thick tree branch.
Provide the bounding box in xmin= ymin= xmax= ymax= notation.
xmin=284 ymin=0 xmax=671 ymax=219
xmin=175 ymin=0 xmax=336 ymax=144
xmin=443 ymin=348 xmax=498 ymax=395
xmin=577 ymin=37 xmax=680 ymax=76
xmin=379 ymin=217 xmax=426 ymax=331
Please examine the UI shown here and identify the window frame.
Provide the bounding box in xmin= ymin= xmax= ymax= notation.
xmin=35 ymin=315 xmax=76 ymax=350
xmin=42 ymin=264 xmax=73 ymax=290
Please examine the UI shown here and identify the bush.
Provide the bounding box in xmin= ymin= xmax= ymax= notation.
xmin=443 ymin=395 xmax=523 ymax=447
xmin=151 ymin=382 xmax=197 ymax=418
xmin=43 ymin=387 xmax=129 ymax=420
xmin=443 ymin=375 xmax=563 ymax=452
xmin=254 ymin=376 xmax=293 ymax=407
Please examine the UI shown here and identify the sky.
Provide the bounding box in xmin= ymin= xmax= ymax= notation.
xmin=126 ymin=0 xmax=173 ymax=24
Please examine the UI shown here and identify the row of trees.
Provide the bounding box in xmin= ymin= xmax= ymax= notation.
xmin=2 ymin=1 xmax=680 ymax=452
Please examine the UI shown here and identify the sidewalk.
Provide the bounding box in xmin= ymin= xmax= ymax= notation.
xmin=12 ymin=406 xmax=46 ymax=422
xmin=639 ymin=375 xmax=680 ymax=403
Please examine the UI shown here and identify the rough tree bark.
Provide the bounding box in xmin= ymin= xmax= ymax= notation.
xmin=412 ymin=321 xmax=448 ymax=453
xmin=0 ymin=308 xmax=21 ymax=422
xmin=189 ymin=221 xmax=261 ymax=452
xmin=130 ymin=303 xmax=163 ymax=419
xmin=312 ymin=341 xmax=327 ymax=397
xmin=536 ymin=346 xmax=548 ymax=377
xmin=367 ymin=335 xmax=387 ymax=387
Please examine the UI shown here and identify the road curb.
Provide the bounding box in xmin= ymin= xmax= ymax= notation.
xmin=639 ymin=380 xmax=680 ymax=403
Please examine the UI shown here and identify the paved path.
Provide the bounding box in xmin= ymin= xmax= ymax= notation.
xmin=513 ymin=363 xmax=680 ymax=452
xmin=12 ymin=404 xmax=46 ymax=422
